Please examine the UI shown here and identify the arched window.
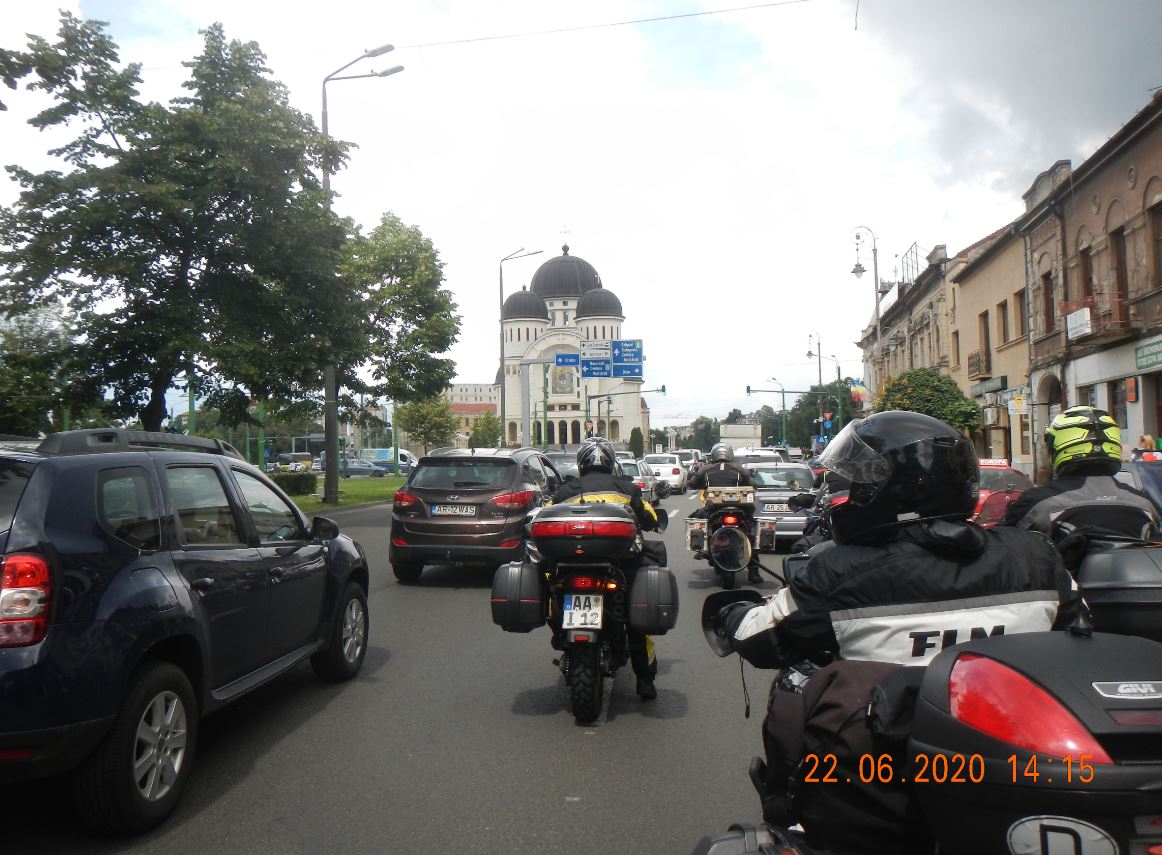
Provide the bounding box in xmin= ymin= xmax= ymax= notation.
xmin=610 ymin=420 xmax=620 ymax=441
xmin=559 ymin=420 xmax=568 ymax=446
xmin=597 ymin=419 xmax=606 ymax=436
xmin=547 ymin=421 xmax=556 ymax=444
xmin=571 ymin=420 xmax=582 ymax=444
xmin=507 ymin=421 xmax=517 ymax=444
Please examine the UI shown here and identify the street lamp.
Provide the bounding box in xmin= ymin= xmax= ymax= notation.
xmin=768 ymin=376 xmax=787 ymax=446
xmin=320 ymin=44 xmax=404 ymax=504
xmin=498 ymin=248 xmax=543 ymax=446
xmin=851 ymin=226 xmax=890 ymax=392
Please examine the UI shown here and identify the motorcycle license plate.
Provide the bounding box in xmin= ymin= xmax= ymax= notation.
xmin=763 ymin=502 xmax=789 ymax=513
xmin=562 ymin=594 xmax=603 ymax=629
xmin=432 ymin=504 xmax=476 ymax=516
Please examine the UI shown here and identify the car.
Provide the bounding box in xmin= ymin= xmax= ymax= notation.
xmin=674 ymin=449 xmax=700 ymax=473
xmin=371 ymin=458 xmax=412 ymax=476
xmin=975 ymin=458 xmax=1033 ymax=519
xmin=614 ymin=450 xmax=636 ymax=463
xmin=747 ymin=461 xmax=817 ymax=549
xmin=0 ymin=429 xmax=370 ymax=833
xmin=643 ymin=452 xmax=688 ymax=494
xmin=388 ymin=446 xmax=565 ymax=583
xmin=1116 ymin=457 xmax=1162 ymax=515
xmin=628 ymin=458 xmax=661 ymax=504
xmin=545 ymin=451 xmax=579 ymax=479
xmin=341 ymin=458 xmax=385 ymax=477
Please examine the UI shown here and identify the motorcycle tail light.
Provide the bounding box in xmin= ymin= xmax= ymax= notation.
xmin=722 ymin=515 xmax=739 ymax=526
xmin=0 ymin=554 xmax=52 ymax=648
xmin=498 ymin=538 xmax=521 ymax=549
xmin=591 ymin=520 xmax=636 ymax=538
xmin=492 ymin=490 xmax=536 ymax=510
xmin=1109 ymin=709 xmax=1162 ymax=726
xmin=633 ymin=480 xmax=645 ymax=489
xmin=567 ymin=576 xmax=597 ymax=590
xmin=393 ymin=490 xmax=419 ymax=509
xmin=531 ymin=520 xmax=567 ymax=537
xmin=829 ymin=495 xmax=849 ymax=507
xmin=949 ymin=653 xmax=1112 ymax=763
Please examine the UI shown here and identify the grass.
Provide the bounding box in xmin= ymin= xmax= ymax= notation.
xmin=290 ymin=475 xmax=406 ymax=515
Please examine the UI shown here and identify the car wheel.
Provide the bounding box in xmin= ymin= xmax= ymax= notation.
xmin=71 ymin=661 xmax=198 ymax=834
xmin=392 ymin=562 xmax=424 ymax=583
xmin=311 ymin=581 xmax=369 ymax=682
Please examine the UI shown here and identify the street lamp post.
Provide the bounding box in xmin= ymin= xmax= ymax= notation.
xmin=807 ymin=331 xmax=824 ymax=449
xmin=768 ymin=376 xmax=787 ymax=445
xmin=499 ymin=248 xmax=543 ymax=447
xmin=851 ymin=226 xmax=887 ymax=393
xmin=320 ymin=45 xmax=404 ymax=504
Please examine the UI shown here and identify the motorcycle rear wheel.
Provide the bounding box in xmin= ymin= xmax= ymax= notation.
xmin=569 ymin=645 xmax=603 ymax=724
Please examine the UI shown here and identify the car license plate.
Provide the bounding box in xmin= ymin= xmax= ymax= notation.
xmin=563 ymin=594 xmax=603 ymax=629
xmin=432 ymin=504 xmax=476 ymax=516
xmin=763 ymin=502 xmax=789 ymax=513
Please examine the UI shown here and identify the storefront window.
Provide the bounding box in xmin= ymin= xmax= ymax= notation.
xmin=1108 ymin=380 xmax=1127 ymax=429
xmin=1020 ymin=414 xmax=1031 ymax=455
xmin=1077 ymin=384 xmax=1096 ymax=408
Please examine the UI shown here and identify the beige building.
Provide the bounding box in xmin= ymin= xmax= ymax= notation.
xmin=947 ymin=224 xmax=1035 ymax=475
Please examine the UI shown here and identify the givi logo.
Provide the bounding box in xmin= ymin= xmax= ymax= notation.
xmin=1092 ymin=680 xmax=1162 ymax=699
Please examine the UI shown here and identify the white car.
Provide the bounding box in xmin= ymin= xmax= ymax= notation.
xmin=643 ymin=453 xmax=688 ymax=494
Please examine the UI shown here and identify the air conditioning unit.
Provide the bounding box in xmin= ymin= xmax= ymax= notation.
xmin=983 ymin=392 xmax=998 ymax=407
xmin=982 ymin=407 xmax=1001 ymax=426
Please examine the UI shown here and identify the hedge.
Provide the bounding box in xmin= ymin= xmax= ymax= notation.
xmin=270 ymin=472 xmax=319 ymax=496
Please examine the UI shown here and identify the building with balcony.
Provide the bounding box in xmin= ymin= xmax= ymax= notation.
xmin=1018 ymin=92 xmax=1162 ymax=473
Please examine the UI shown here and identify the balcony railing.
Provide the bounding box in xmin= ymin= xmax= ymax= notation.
xmin=1062 ymin=292 xmax=1132 ymax=342
xmin=966 ymin=349 xmax=991 ymax=380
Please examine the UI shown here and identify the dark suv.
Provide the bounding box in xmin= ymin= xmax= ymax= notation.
xmin=388 ymin=447 xmax=564 ymax=582
xmin=0 ymin=430 xmax=370 ymax=833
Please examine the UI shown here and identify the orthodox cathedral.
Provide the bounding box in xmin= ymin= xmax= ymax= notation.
xmin=498 ymin=245 xmax=648 ymax=448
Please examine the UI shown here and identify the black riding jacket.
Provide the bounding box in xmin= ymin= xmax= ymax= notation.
xmin=723 ymin=520 xmax=1077 ymax=669
xmin=1003 ymin=474 xmax=1157 ymax=534
xmin=688 ymin=460 xmax=755 ymax=490
xmin=551 ymin=470 xmax=660 ymax=531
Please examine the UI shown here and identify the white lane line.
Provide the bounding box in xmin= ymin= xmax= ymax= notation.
xmin=668 ymin=508 xmax=679 ymax=518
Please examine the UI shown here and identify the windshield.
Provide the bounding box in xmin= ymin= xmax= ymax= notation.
xmin=979 ymin=468 xmax=1033 ymax=492
xmin=675 ymin=451 xmax=694 ymax=462
xmin=409 ymin=458 xmax=515 ymax=489
xmin=644 ymin=455 xmax=676 ymax=465
xmin=752 ymin=467 xmax=813 ymax=490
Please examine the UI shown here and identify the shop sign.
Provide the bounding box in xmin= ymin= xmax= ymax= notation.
xmin=1137 ymin=339 xmax=1162 ymax=370
xmin=970 ymin=376 xmax=1008 ymax=397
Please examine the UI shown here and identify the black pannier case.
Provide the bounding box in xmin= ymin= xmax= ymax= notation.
xmin=629 ymin=567 xmax=679 ymax=634
xmin=530 ymin=503 xmax=641 ymax=562
xmin=1076 ymin=545 xmax=1162 ymax=642
xmin=490 ymin=562 xmax=546 ymax=632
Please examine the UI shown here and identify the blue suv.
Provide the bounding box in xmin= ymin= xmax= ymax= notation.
xmin=0 ymin=430 xmax=370 ymax=832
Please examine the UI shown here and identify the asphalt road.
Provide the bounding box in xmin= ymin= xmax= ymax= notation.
xmin=11 ymin=492 xmax=792 ymax=855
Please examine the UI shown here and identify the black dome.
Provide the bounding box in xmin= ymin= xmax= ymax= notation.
xmin=575 ymin=288 xmax=623 ymax=319
xmin=530 ymin=245 xmax=602 ymax=299
xmin=502 ymin=287 xmax=548 ymax=321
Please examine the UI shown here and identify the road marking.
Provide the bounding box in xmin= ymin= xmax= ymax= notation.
xmin=668 ymin=508 xmax=678 ymax=518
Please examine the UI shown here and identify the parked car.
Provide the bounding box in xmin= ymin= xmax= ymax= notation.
xmin=748 ymin=462 xmax=817 ymax=549
xmin=0 ymin=429 xmax=370 ymax=833
xmin=643 ymin=452 xmax=688 ymax=494
xmin=975 ymin=458 xmax=1033 ymax=518
xmin=629 ymin=458 xmax=661 ymax=504
xmin=388 ymin=447 xmax=565 ymax=583
xmin=371 ymin=458 xmax=412 ymax=476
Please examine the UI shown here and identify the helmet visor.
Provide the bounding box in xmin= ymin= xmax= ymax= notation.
xmin=817 ymin=420 xmax=894 ymax=485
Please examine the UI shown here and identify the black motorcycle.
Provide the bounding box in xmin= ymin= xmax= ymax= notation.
xmin=490 ymin=503 xmax=677 ymax=724
xmin=686 ymin=485 xmax=757 ymax=589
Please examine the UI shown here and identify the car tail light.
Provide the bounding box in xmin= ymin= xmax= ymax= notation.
xmin=949 ymin=653 xmax=1113 ymax=763
xmin=391 ymin=535 xmax=407 ymax=546
xmin=491 ymin=490 xmax=535 ymax=511
xmin=829 ymin=494 xmax=849 ymax=507
xmin=0 ymin=554 xmax=52 ymax=648
xmin=672 ymin=468 xmax=681 ymax=475
xmin=393 ymin=490 xmax=419 ymax=509
xmin=722 ymin=515 xmax=739 ymax=526
xmin=633 ymin=480 xmax=645 ymax=489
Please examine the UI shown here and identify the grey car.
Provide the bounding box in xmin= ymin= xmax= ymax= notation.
xmin=628 ymin=458 xmax=661 ymax=504
xmin=748 ymin=462 xmax=816 ymax=550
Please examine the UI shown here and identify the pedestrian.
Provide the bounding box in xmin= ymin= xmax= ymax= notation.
xmin=1132 ymin=433 xmax=1157 ymax=460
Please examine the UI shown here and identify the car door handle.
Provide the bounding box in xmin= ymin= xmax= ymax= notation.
xmin=269 ymin=567 xmax=286 ymax=580
xmin=191 ymin=577 xmax=215 ymax=591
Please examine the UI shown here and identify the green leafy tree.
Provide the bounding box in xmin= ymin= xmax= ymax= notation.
xmin=469 ymin=411 xmax=503 ymax=448
xmin=753 ymin=404 xmax=780 ymax=446
xmin=724 ymin=408 xmax=744 ymax=425
xmin=628 ymin=427 xmax=644 ymax=458
xmin=786 ymin=379 xmax=857 ymax=449
xmin=876 ymin=368 xmax=981 ymax=434
xmin=688 ymin=416 xmax=720 ymax=451
xmin=648 ymin=428 xmax=667 ymax=452
xmin=396 ymin=397 xmax=457 ymax=452
xmin=0 ymin=16 xmax=349 ymax=431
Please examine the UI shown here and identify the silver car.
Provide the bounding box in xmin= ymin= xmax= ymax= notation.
xmin=628 ymin=459 xmax=661 ymax=504
xmin=749 ymin=462 xmax=816 ymax=550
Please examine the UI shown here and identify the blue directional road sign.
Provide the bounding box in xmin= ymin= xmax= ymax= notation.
xmin=823 ymin=420 xmax=832 ymax=429
xmin=613 ymin=364 xmax=643 ymax=378
xmin=555 ymin=352 xmax=580 ymax=367
xmin=581 ymin=358 xmax=612 ymax=378
xmin=611 ymin=339 xmax=643 ymax=363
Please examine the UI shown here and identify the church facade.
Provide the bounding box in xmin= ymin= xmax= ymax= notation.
xmin=498 ymin=245 xmax=648 ymax=448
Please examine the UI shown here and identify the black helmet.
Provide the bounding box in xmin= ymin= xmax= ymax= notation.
xmin=709 ymin=442 xmax=734 ymax=463
xmin=577 ymin=436 xmax=617 ymax=476
xmin=817 ymin=410 xmax=978 ymax=544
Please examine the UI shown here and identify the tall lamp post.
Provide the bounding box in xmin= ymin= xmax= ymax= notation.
xmin=768 ymin=376 xmax=787 ymax=445
xmin=851 ymin=226 xmax=889 ymax=393
xmin=320 ymin=45 xmax=404 ymax=504
xmin=498 ymin=248 xmax=543 ymax=446
xmin=807 ymin=331 xmax=825 ymax=449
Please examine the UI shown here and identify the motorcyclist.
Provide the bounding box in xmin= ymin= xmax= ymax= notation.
xmin=688 ymin=442 xmax=761 ymax=583
xmin=709 ymin=411 xmax=1078 ymax=851
xmin=1003 ymin=405 xmax=1158 ymax=541
xmin=550 ymin=436 xmax=662 ymax=700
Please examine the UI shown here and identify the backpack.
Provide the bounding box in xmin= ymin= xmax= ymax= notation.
xmin=753 ymin=659 xmax=934 ymax=854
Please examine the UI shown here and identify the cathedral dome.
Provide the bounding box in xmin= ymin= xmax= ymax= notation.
xmin=501 ymin=287 xmax=549 ymax=321
xmin=575 ymin=287 xmax=624 ymax=319
xmin=529 ymin=245 xmax=602 ymax=299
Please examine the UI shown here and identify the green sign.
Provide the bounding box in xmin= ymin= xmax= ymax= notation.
xmin=970 ymin=376 xmax=1008 ymax=397
xmin=1137 ymin=340 xmax=1162 ymax=370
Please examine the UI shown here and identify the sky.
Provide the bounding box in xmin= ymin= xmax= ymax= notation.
xmin=2 ymin=0 xmax=1160 ymax=427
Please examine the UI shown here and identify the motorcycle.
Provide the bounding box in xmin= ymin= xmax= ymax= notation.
xmin=696 ymin=593 xmax=1162 ymax=855
xmin=686 ymin=485 xmax=758 ymax=590
xmin=489 ymin=502 xmax=677 ymax=724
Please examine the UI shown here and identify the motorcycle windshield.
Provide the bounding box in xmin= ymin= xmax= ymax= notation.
xmin=709 ymin=526 xmax=751 ymax=573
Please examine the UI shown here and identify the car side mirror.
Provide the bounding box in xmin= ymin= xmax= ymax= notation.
xmin=312 ymin=516 xmax=340 ymax=541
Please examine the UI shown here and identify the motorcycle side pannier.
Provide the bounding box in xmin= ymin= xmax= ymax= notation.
xmin=490 ymin=562 xmax=546 ymax=633
xmin=1076 ymin=546 xmax=1162 ymax=642
xmin=629 ymin=566 xmax=679 ymax=634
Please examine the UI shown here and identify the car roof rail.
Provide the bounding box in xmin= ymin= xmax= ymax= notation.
xmin=37 ymin=429 xmax=246 ymax=461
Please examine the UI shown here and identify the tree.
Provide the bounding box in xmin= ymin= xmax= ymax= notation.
xmin=648 ymin=428 xmax=667 ymax=452
xmin=876 ymin=368 xmax=981 ymax=434
xmin=786 ymin=379 xmax=856 ymax=449
xmin=469 ymin=411 xmax=502 ymax=449
xmin=628 ymin=427 xmax=644 ymax=458
xmin=688 ymin=416 xmax=720 ymax=451
xmin=395 ymin=397 xmax=457 ymax=452
xmin=0 ymin=16 xmax=350 ymax=430
xmin=724 ymin=408 xmax=744 ymax=425
xmin=753 ymin=404 xmax=780 ymax=446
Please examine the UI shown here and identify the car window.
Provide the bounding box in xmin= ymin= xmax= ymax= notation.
xmin=165 ymin=465 xmax=244 ymax=546
xmin=0 ymin=459 xmax=34 ymax=534
xmin=536 ymin=455 xmax=562 ymax=490
xmin=411 ymin=458 xmax=516 ymax=489
xmin=752 ymin=466 xmax=813 ymax=490
xmin=643 ymin=455 xmax=676 ymax=465
xmin=233 ymin=470 xmax=303 ymax=542
xmin=522 ymin=457 xmax=548 ymax=490
xmin=979 ymin=468 xmax=1033 ymax=492
xmin=97 ymin=466 xmax=160 ymax=550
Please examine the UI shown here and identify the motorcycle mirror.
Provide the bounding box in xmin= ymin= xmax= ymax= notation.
xmin=701 ymin=589 xmax=764 ymax=657
xmin=708 ymin=525 xmax=752 ymax=573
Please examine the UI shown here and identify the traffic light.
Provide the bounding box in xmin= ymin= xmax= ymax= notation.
xmin=746 ymin=385 xmax=751 ymax=396
xmin=659 ymin=385 xmax=666 ymax=395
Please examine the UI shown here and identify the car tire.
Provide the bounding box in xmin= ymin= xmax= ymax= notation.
xmin=71 ymin=661 xmax=198 ymax=834
xmin=311 ymin=581 xmax=369 ymax=682
xmin=392 ymin=562 xmax=424 ymax=583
